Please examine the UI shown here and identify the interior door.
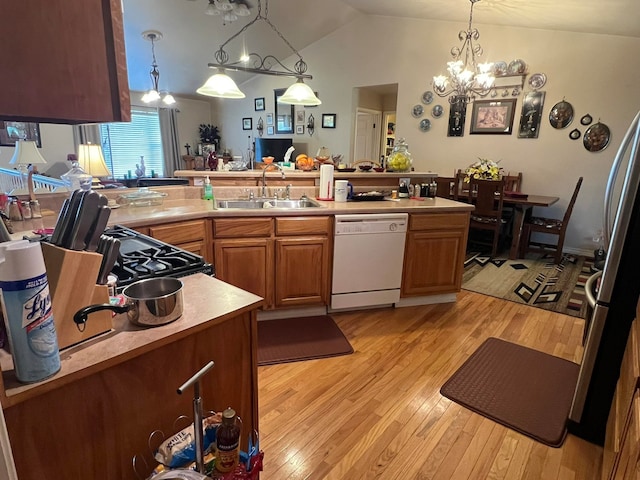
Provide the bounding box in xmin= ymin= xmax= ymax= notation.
xmin=354 ymin=109 xmax=381 ymax=162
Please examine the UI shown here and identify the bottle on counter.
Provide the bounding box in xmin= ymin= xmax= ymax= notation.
xmin=203 ymin=176 xmax=213 ymax=200
xmin=215 ymin=407 xmax=241 ymax=473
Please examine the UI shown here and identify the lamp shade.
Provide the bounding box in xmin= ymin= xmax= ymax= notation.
xmin=9 ymin=140 xmax=47 ymax=166
xmin=196 ymin=70 xmax=246 ymax=98
xmin=77 ymin=143 xmax=111 ymax=178
xmin=278 ymin=79 xmax=321 ymax=106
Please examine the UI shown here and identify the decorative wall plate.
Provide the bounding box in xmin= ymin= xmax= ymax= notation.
xmin=421 ymin=91 xmax=434 ymax=105
xmin=432 ymin=104 xmax=444 ymax=118
xmin=412 ymin=104 xmax=424 ymax=118
xmin=584 ymin=122 xmax=611 ymax=152
xmin=493 ymin=61 xmax=508 ymax=76
xmin=528 ymin=73 xmax=547 ymax=90
xmin=419 ymin=118 xmax=431 ymax=132
xmin=508 ymin=59 xmax=527 ymax=75
xmin=581 ymin=114 xmax=593 ymax=125
xmin=549 ymin=100 xmax=574 ymax=129
xmin=569 ymin=128 xmax=581 ymax=140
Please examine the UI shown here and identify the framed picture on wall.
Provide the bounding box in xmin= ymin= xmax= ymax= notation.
xmin=254 ymin=97 xmax=265 ymax=111
xmin=322 ymin=113 xmax=336 ymax=128
xmin=267 ymin=126 xmax=274 ymax=135
xmin=296 ymin=125 xmax=304 ymax=134
xmin=518 ymin=91 xmax=546 ymax=139
xmin=242 ymin=118 xmax=253 ymax=130
xmin=0 ymin=121 xmax=41 ymax=147
xmin=296 ymin=110 xmax=305 ymax=124
xmin=266 ymin=113 xmax=274 ymax=126
xmin=470 ymin=99 xmax=516 ymax=135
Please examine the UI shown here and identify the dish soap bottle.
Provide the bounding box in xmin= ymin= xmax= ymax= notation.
xmin=215 ymin=407 xmax=241 ymax=473
xmin=203 ymin=176 xmax=213 ymax=200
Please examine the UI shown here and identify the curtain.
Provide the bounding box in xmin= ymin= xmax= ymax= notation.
xmin=159 ymin=108 xmax=181 ymax=177
xmin=72 ymin=124 xmax=101 ymax=150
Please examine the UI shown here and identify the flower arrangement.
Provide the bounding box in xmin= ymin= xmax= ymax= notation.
xmin=464 ymin=158 xmax=503 ymax=182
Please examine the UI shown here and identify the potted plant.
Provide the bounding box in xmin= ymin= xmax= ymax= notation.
xmin=199 ymin=124 xmax=221 ymax=151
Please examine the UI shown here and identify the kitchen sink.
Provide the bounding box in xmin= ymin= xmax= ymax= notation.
xmin=217 ymin=198 xmax=323 ymax=209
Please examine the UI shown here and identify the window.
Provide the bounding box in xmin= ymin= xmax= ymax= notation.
xmin=100 ymin=106 xmax=164 ymax=178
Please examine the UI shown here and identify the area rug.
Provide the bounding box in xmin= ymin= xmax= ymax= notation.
xmin=257 ymin=315 xmax=354 ymax=366
xmin=462 ymin=252 xmax=593 ymax=318
xmin=440 ymin=337 xmax=580 ymax=447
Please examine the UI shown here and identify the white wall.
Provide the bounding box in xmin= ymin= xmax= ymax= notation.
xmin=218 ymin=15 xmax=640 ymax=253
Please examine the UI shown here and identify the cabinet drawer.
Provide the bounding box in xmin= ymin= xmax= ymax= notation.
xmin=149 ymin=220 xmax=207 ymax=244
xmin=409 ymin=213 xmax=469 ymax=231
xmin=214 ymin=218 xmax=273 ymax=238
xmin=275 ymin=216 xmax=331 ymax=236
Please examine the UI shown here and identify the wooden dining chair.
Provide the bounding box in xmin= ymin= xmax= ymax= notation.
xmin=435 ymin=176 xmax=456 ymax=199
xmin=468 ymin=178 xmax=508 ymax=257
xmin=519 ymin=177 xmax=583 ymax=263
xmin=503 ymin=172 xmax=523 ymax=192
xmin=454 ymin=169 xmax=468 ymax=201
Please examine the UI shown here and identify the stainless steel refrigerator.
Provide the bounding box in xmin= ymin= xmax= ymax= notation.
xmin=568 ymin=110 xmax=640 ymax=444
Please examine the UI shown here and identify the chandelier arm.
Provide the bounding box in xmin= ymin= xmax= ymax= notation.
xmin=208 ymin=56 xmax=312 ymax=79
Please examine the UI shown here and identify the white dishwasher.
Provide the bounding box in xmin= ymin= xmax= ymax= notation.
xmin=331 ymin=213 xmax=408 ymax=310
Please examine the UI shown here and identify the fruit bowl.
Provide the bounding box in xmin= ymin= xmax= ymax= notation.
xmin=358 ymin=165 xmax=373 ymax=172
xmin=373 ymin=167 xmax=385 ymax=172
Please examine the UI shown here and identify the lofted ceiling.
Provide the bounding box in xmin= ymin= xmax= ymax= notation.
xmin=123 ymin=0 xmax=640 ymax=98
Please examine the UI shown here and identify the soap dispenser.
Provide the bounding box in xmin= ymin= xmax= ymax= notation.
xmin=203 ymin=176 xmax=213 ymax=200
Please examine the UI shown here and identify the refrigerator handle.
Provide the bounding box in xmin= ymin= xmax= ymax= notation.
xmin=604 ymin=111 xmax=640 ymax=245
xmin=585 ymin=271 xmax=601 ymax=309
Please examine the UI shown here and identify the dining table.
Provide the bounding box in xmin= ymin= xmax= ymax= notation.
xmin=502 ymin=194 xmax=560 ymax=259
xmin=458 ymin=189 xmax=560 ymax=259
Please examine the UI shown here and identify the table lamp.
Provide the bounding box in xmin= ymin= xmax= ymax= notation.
xmin=9 ymin=140 xmax=47 ymax=196
xmin=77 ymin=143 xmax=111 ymax=187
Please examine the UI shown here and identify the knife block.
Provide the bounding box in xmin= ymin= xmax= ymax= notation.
xmin=41 ymin=243 xmax=113 ymax=350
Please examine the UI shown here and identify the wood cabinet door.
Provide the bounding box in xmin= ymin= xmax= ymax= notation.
xmin=149 ymin=220 xmax=212 ymax=263
xmin=214 ymin=239 xmax=273 ymax=307
xmin=1 ymin=0 xmax=130 ymax=123
xmin=401 ymin=229 xmax=466 ymax=296
xmin=274 ymin=237 xmax=329 ymax=308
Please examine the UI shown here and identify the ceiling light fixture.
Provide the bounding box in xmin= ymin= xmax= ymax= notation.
xmin=141 ymin=30 xmax=176 ymax=106
xmin=197 ymin=0 xmax=321 ymax=106
xmin=432 ymin=0 xmax=495 ymax=104
xmin=204 ymin=0 xmax=251 ymax=24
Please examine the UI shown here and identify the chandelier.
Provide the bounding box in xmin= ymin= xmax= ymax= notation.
xmin=196 ymin=0 xmax=321 ymax=106
xmin=432 ymin=0 xmax=495 ymax=104
xmin=141 ymin=31 xmax=176 ymax=105
xmin=204 ymin=0 xmax=251 ymax=23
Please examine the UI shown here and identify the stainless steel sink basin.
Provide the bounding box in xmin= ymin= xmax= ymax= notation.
xmin=217 ymin=198 xmax=322 ymax=209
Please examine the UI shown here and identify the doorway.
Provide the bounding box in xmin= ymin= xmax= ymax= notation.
xmin=352 ymin=83 xmax=398 ymax=166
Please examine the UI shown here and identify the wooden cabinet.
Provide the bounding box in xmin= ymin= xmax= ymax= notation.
xmin=148 ymin=219 xmax=212 ymax=264
xmin=401 ymin=212 xmax=470 ymax=296
xmin=213 ymin=216 xmax=331 ymax=309
xmin=603 ymin=309 xmax=640 ymax=480
xmin=1 ymin=0 xmax=130 ymax=123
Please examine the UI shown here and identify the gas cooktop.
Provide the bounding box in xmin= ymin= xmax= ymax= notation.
xmin=104 ymin=225 xmax=213 ymax=291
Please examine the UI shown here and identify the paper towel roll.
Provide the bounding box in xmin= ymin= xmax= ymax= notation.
xmin=319 ymin=164 xmax=334 ymax=200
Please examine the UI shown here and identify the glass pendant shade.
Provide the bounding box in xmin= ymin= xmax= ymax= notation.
xmin=162 ymin=93 xmax=176 ymax=105
xmin=142 ymin=89 xmax=161 ymax=103
xmin=278 ymin=79 xmax=321 ymax=106
xmin=196 ymin=70 xmax=246 ymax=98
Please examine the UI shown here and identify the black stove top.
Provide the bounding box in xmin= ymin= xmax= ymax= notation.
xmin=104 ymin=225 xmax=213 ymax=291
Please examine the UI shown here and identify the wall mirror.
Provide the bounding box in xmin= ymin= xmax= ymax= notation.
xmin=274 ymin=88 xmax=294 ymax=134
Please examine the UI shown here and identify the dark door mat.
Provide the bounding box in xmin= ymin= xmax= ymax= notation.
xmin=258 ymin=315 xmax=354 ymax=366
xmin=440 ymin=337 xmax=579 ymax=447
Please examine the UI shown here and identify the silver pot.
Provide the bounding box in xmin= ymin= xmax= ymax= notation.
xmin=74 ymin=277 xmax=184 ymax=328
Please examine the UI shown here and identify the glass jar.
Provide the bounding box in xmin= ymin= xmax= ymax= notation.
xmin=386 ymin=138 xmax=412 ymax=172
xmin=61 ymin=155 xmax=92 ymax=194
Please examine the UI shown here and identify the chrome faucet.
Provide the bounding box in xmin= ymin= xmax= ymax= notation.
xmin=261 ymin=163 xmax=286 ymax=197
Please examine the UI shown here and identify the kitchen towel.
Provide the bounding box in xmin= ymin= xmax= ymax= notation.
xmin=318 ymin=164 xmax=334 ymax=200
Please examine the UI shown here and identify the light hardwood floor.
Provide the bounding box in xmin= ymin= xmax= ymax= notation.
xmin=257 ymin=291 xmax=603 ymax=479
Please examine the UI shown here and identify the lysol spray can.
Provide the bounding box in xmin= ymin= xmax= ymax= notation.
xmin=0 ymin=241 xmax=60 ymax=383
